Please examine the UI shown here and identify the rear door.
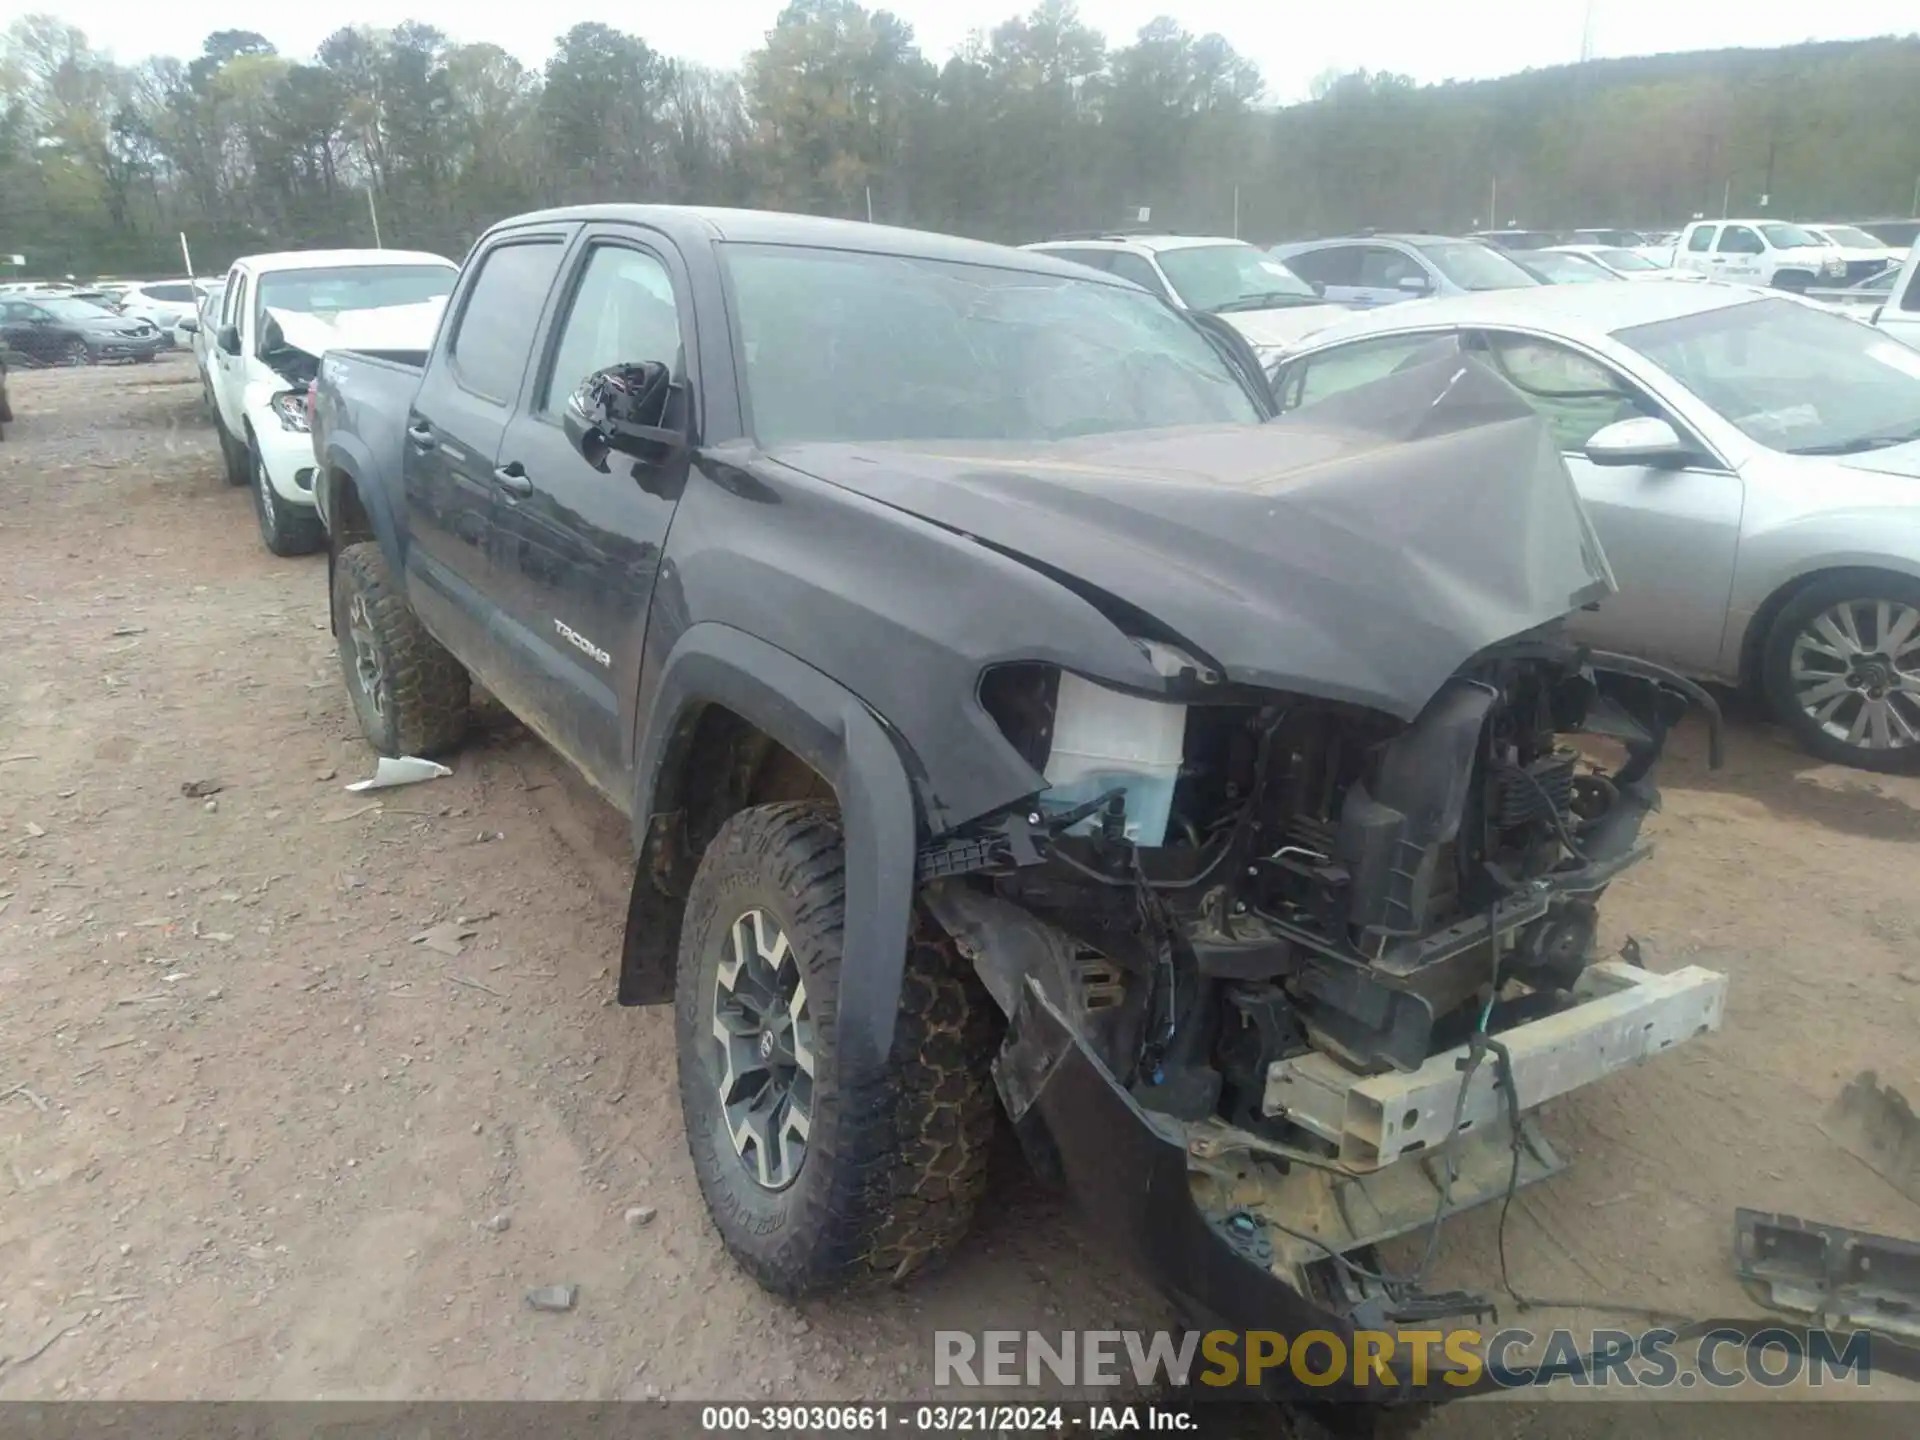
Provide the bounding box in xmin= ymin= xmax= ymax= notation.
xmin=486 ymin=227 xmax=694 ymax=799
xmin=403 ymin=228 xmax=572 ymax=666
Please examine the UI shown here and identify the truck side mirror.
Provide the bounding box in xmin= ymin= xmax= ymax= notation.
xmin=179 ymin=316 xmax=200 ymax=335
xmin=217 ymin=323 xmax=240 ymax=356
xmin=562 ymin=361 xmax=683 ymax=472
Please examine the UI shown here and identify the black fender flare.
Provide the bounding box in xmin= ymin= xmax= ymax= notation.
xmin=318 ymin=435 xmax=407 ymax=593
xmin=619 ymin=623 xmax=919 ymax=1085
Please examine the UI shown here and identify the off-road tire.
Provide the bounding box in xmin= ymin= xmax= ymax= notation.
xmin=331 ymin=540 xmax=470 ymax=757
xmin=676 ymin=801 xmax=999 ymax=1296
xmin=250 ymin=435 xmax=325 ymax=557
xmin=213 ymin=410 xmax=249 ymax=485
xmin=1762 ymin=570 xmax=1920 ymax=774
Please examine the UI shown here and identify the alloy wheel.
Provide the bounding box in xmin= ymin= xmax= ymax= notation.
xmin=1789 ymin=598 xmax=1920 ymax=753
xmin=346 ymin=592 xmax=386 ymax=719
xmin=708 ymin=908 xmax=814 ymax=1191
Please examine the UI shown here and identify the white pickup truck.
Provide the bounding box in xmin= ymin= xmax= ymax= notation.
xmin=1672 ymin=219 xmax=1845 ymax=292
xmin=1874 ymin=243 xmax=1920 ymax=350
xmin=205 ymin=248 xmax=456 ymax=555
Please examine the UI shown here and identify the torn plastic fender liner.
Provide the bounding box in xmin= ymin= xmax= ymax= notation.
xmin=620 ymin=623 xmax=919 ymax=1083
xmin=995 ymin=977 xmax=1423 ymax=1401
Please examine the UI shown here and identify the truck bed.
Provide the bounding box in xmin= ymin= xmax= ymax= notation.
xmin=309 ymin=348 xmax=429 ymax=535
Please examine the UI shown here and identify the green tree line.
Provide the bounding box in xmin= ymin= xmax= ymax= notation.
xmin=2 ymin=0 xmax=1917 ymax=279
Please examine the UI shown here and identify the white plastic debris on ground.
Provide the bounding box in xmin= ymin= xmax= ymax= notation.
xmin=346 ymin=756 xmax=452 ymax=792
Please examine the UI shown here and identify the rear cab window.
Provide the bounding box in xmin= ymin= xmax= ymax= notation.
xmin=446 ymin=241 xmax=567 ymax=404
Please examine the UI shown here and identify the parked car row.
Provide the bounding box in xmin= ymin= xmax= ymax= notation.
xmin=1469 ymin=220 xmax=1907 ymax=276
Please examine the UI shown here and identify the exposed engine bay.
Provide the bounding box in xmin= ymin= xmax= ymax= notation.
xmin=925 ymin=621 xmax=1726 ymax=1322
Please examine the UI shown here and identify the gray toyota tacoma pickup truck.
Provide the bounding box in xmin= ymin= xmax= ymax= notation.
xmin=310 ymin=205 xmax=1728 ymax=1400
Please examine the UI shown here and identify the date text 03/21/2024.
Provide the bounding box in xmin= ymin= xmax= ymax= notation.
xmin=699 ymin=1406 xmax=1195 ymax=1432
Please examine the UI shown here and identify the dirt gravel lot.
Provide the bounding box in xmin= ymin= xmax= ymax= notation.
xmin=2 ymin=356 xmax=1917 ymax=1415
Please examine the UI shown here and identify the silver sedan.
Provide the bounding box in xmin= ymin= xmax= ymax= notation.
xmin=1267 ymin=282 xmax=1920 ymax=770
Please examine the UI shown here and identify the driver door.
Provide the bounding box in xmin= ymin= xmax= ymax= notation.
xmin=486 ymin=230 xmax=693 ymax=799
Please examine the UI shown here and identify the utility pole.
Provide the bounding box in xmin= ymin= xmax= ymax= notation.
xmin=1232 ymin=185 xmax=1240 ymax=239
xmin=1579 ymin=0 xmax=1597 ymax=62
xmin=1490 ymin=176 xmax=1498 ymax=228
xmin=1721 ymin=178 xmax=1731 ymax=219
xmin=865 ymin=185 xmax=873 ymax=224
xmin=366 ymin=186 xmax=383 ymax=248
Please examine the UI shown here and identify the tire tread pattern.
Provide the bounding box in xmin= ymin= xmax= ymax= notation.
xmin=678 ymin=801 xmax=999 ymax=1296
xmin=333 ymin=541 xmax=470 ymax=757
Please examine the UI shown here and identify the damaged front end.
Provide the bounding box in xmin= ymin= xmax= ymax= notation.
xmin=904 ymin=365 xmax=1731 ymax=1400
xmin=925 ymin=635 xmax=1728 ymax=1396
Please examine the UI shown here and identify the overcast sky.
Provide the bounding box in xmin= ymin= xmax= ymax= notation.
xmin=19 ymin=0 xmax=1920 ymax=102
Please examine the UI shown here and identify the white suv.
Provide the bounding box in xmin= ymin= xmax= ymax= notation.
xmin=1672 ymin=219 xmax=1844 ymax=291
xmin=113 ymin=279 xmax=211 ymax=334
xmin=1020 ymin=233 xmax=1349 ymax=363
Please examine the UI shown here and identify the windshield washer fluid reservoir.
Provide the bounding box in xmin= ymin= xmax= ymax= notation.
xmin=1042 ymin=672 xmax=1186 ymax=847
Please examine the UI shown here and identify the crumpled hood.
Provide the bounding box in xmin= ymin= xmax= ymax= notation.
xmin=264 ymin=300 xmax=446 ymax=362
xmin=768 ymin=355 xmax=1616 ymax=720
xmin=1219 ymin=304 xmax=1352 ymax=353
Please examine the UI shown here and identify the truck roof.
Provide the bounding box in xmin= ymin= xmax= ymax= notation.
xmin=487 ymin=205 xmax=1131 ymax=282
xmin=233 ymin=248 xmax=456 ymax=274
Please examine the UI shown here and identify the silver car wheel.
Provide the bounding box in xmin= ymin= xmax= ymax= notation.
xmin=1789 ymin=598 xmax=1920 ymax=752
xmin=709 ymin=908 xmax=814 ymax=1191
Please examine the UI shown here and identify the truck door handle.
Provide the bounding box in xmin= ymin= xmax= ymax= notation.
xmin=493 ymin=463 xmax=533 ymax=498
xmin=406 ymin=421 xmax=437 ymax=451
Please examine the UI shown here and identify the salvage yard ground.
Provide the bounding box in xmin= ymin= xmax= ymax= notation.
xmin=2 ymin=357 xmax=1917 ymax=1415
